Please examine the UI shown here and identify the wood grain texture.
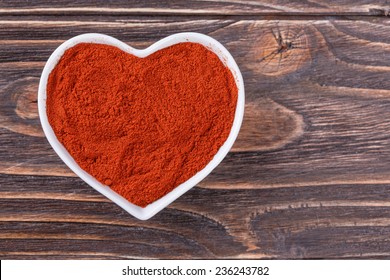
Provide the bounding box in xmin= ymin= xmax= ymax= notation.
xmin=1 ymin=4 xmax=390 ymax=259
xmin=0 ymin=0 xmax=389 ymax=16
xmin=2 ymin=174 xmax=390 ymax=259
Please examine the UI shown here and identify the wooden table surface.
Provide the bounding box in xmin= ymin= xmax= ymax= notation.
xmin=1 ymin=1 xmax=390 ymax=259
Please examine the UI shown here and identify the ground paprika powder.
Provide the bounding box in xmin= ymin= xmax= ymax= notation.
xmin=46 ymin=42 xmax=238 ymax=207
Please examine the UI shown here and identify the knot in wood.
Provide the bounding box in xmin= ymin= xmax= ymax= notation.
xmin=232 ymin=99 xmax=304 ymax=152
xmin=249 ymin=25 xmax=312 ymax=76
xmin=0 ymin=77 xmax=43 ymax=137
xmin=14 ymin=79 xmax=39 ymax=120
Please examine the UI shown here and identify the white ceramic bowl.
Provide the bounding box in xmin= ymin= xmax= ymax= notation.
xmin=38 ymin=33 xmax=245 ymax=220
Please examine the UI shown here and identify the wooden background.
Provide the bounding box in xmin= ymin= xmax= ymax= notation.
xmin=1 ymin=0 xmax=390 ymax=259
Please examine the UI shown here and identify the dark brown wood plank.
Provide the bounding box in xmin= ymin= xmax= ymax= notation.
xmin=0 ymin=0 xmax=389 ymax=16
xmin=1 ymin=174 xmax=390 ymax=259
xmin=0 ymin=19 xmax=235 ymax=46
xmin=0 ymin=176 xmax=244 ymax=259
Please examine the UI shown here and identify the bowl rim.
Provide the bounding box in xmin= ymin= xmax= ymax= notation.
xmin=38 ymin=32 xmax=245 ymax=220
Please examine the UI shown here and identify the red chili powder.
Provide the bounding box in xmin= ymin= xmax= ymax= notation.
xmin=46 ymin=42 xmax=238 ymax=207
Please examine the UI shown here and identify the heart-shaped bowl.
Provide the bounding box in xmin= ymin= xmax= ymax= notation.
xmin=38 ymin=33 xmax=244 ymax=220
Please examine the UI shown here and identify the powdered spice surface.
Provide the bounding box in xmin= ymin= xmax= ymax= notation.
xmin=47 ymin=42 xmax=238 ymax=207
